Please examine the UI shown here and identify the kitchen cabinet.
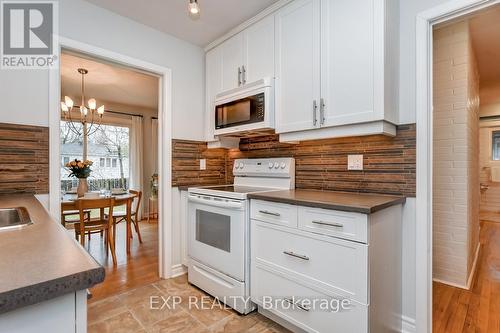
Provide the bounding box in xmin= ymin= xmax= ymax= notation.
xmin=275 ymin=0 xmax=399 ymax=141
xmin=205 ymin=14 xmax=275 ymax=143
xmin=0 ymin=290 xmax=87 ymax=333
xmin=250 ymin=199 xmax=402 ymax=332
xmin=275 ymin=0 xmax=321 ymax=133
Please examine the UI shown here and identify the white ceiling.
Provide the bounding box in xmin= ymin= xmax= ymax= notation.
xmin=470 ymin=6 xmax=500 ymax=87
xmin=61 ymin=52 xmax=159 ymax=109
xmin=84 ymin=0 xmax=280 ymax=46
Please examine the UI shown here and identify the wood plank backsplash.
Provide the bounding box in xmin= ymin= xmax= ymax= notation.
xmin=173 ymin=124 xmax=416 ymax=196
xmin=0 ymin=123 xmax=49 ymax=194
xmin=172 ymin=140 xmax=227 ymax=187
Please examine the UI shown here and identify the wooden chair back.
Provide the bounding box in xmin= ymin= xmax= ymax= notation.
xmin=129 ymin=189 xmax=142 ymax=216
xmin=76 ymin=197 xmax=115 ymax=224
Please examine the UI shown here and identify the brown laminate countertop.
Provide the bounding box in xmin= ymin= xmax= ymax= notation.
xmin=248 ymin=189 xmax=406 ymax=214
xmin=0 ymin=195 xmax=105 ymax=314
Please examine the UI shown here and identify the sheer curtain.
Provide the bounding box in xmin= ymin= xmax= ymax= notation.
xmin=130 ymin=116 xmax=144 ymax=219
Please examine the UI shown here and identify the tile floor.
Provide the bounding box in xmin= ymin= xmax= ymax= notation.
xmin=88 ymin=274 xmax=291 ymax=333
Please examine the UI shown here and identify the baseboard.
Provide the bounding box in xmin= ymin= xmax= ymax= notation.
xmin=466 ymin=244 xmax=481 ymax=290
xmin=402 ymin=315 xmax=416 ymax=333
xmin=171 ymin=264 xmax=187 ymax=278
xmin=432 ymin=277 xmax=468 ymax=289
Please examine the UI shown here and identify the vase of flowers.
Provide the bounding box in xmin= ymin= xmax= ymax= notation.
xmin=65 ymin=159 xmax=93 ymax=197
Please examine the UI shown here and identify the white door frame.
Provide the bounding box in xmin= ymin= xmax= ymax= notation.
xmin=48 ymin=36 xmax=173 ymax=278
xmin=415 ymin=0 xmax=499 ymax=331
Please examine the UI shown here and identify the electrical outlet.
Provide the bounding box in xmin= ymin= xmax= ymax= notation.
xmin=200 ymin=159 xmax=206 ymax=170
xmin=348 ymin=155 xmax=363 ymax=170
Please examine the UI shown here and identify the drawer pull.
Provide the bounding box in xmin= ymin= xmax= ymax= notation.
xmin=259 ymin=210 xmax=281 ymax=217
xmin=312 ymin=220 xmax=344 ymax=228
xmin=283 ymin=250 xmax=310 ymax=261
xmin=284 ymin=298 xmax=310 ymax=312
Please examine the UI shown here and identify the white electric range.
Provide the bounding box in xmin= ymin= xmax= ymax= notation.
xmin=187 ymin=158 xmax=295 ymax=314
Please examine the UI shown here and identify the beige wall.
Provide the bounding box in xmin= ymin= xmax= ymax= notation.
xmin=433 ymin=20 xmax=480 ymax=288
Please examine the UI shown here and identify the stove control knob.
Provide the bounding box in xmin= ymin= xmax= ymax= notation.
xmin=239 ymin=163 xmax=244 ymax=169
xmin=268 ymin=162 xmax=274 ymax=169
xmin=280 ymin=162 xmax=286 ymax=169
xmin=274 ymin=162 xmax=280 ymax=169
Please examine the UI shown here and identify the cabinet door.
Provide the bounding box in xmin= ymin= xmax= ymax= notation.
xmin=244 ymin=14 xmax=275 ymax=83
xmin=221 ymin=33 xmax=244 ymax=91
xmin=320 ymin=0 xmax=375 ymax=127
xmin=275 ymin=0 xmax=321 ymax=133
xmin=205 ymin=47 xmax=223 ymax=141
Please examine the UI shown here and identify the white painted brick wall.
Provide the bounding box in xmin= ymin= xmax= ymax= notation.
xmin=432 ymin=20 xmax=480 ymax=287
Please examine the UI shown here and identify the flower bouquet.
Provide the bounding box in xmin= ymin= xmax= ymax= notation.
xmin=65 ymin=159 xmax=93 ymax=197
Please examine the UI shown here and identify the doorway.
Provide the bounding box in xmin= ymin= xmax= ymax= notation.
xmin=426 ymin=3 xmax=500 ymax=332
xmin=48 ymin=37 xmax=173 ymax=288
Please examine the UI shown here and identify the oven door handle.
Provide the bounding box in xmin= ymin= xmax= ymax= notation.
xmin=188 ymin=195 xmax=245 ymax=209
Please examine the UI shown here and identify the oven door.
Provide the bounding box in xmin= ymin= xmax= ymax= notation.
xmin=188 ymin=194 xmax=246 ymax=281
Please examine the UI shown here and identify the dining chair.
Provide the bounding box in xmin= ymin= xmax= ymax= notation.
xmin=106 ymin=190 xmax=143 ymax=244
xmin=61 ymin=202 xmax=91 ymax=228
xmin=74 ymin=197 xmax=117 ymax=265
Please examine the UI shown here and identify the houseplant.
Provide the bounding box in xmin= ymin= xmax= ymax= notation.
xmin=65 ymin=159 xmax=93 ymax=197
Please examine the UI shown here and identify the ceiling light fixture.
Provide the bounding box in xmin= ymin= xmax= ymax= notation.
xmin=188 ymin=0 xmax=200 ymax=19
xmin=60 ymin=68 xmax=105 ymax=160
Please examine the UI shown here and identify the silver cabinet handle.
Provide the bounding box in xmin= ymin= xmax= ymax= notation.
xmin=313 ymin=100 xmax=318 ymax=126
xmin=238 ymin=67 xmax=242 ymax=86
xmin=312 ymin=220 xmax=344 ymax=228
xmin=258 ymin=210 xmax=281 ymax=217
xmin=283 ymin=250 xmax=310 ymax=261
xmin=242 ymin=65 xmax=246 ymax=84
xmin=284 ymin=298 xmax=310 ymax=312
xmin=320 ymin=98 xmax=325 ymax=125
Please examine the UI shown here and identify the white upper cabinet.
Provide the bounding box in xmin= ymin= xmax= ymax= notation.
xmin=320 ymin=0 xmax=375 ymax=127
xmin=244 ymin=14 xmax=275 ymax=83
xmin=275 ymin=0 xmax=399 ymax=140
xmin=221 ymin=33 xmax=245 ymax=91
xmin=275 ymin=0 xmax=321 ymax=133
xmin=205 ymin=47 xmax=223 ymax=141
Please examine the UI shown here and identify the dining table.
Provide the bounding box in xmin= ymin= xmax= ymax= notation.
xmin=61 ymin=192 xmax=136 ymax=254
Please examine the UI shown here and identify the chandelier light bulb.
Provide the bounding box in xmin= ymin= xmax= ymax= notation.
xmin=97 ymin=105 xmax=105 ymax=115
xmin=61 ymin=102 xmax=69 ymax=112
xmin=88 ymin=98 xmax=96 ymax=110
xmin=64 ymin=96 xmax=74 ymax=109
xmin=80 ymin=106 xmax=88 ymax=116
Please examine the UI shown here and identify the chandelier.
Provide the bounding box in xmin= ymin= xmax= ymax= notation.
xmin=60 ymin=68 xmax=105 ymax=160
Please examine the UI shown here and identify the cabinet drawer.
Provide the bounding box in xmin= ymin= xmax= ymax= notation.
xmin=251 ymin=200 xmax=297 ymax=228
xmin=298 ymin=206 xmax=368 ymax=243
xmin=251 ymin=221 xmax=368 ymax=304
xmin=251 ymin=264 xmax=368 ymax=333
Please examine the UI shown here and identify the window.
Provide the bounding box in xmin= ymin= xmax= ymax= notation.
xmin=100 ymin=158 xmax=105 ymax=167
xmin=493 ymin=131 xmax=500 ymax=161
xmin=63 ymin=156 xmax=69 ymax=165
xmin=112 ymin=158 xmax=117 ymax=168
xmin=106 ymin=158 xmax=111 ymax=167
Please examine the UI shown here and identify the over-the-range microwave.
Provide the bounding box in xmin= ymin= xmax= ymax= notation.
xmin=214 ymin=77 xmax=274 ymax=136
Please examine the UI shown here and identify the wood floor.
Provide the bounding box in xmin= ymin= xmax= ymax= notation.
xmin=72 ymin=219 xmax=160 ymax=302
xmin=433 ymin=221 xmax=500 ymax=333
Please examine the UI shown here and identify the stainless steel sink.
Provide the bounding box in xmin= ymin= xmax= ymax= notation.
xmin=0 ymin=207 xmax=32 ymax=231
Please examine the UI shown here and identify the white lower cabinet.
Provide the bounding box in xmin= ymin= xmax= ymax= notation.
xmin=0 ymin=290 xmax=87 ymax=333
xmin=250 ymin=200 xmax=403 ymax=333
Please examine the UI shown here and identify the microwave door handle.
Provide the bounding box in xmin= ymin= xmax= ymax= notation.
xmin=188 ymin=195 xmax=245 ymax=209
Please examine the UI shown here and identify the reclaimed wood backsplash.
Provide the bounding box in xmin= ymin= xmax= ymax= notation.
xmin=0 ymin=123 xmax=49 ymax=194
xmin=172 ymin=124 xmax=416 ymax=196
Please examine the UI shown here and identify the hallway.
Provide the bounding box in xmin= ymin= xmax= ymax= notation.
xmin=433 ymin=221 xmax=500 ymax=332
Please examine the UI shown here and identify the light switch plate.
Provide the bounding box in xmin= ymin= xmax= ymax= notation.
xmin=200 ymin=159 xmax=206 ymax=170
xmin=348 ymin=155 xmax=363 ymax=170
